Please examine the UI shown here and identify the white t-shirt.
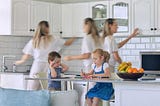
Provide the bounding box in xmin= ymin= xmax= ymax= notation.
xmin=103 ymin=36 xmax=118 ymax=66
xmin=91 ymin=63 xmax=109 ymax=73
xmin=81 ymin=34 xmax=101 ymax=69
xmin=23 ymin=36 xmax=65 ymax=62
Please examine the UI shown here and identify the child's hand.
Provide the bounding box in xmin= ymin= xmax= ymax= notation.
xmin=80 ymin=71 xmax=86 ymax=77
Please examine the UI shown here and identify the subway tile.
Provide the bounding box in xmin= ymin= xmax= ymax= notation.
xmin=130 ymin=50 xmax=140 ymax=55
xmin=122 ymin=50 xmax=130 ymax=55
xmin=145 ymin=44 xmax=151 ymax=49
xmin=141 ymin=38 xmax=150 ymax=43
xmin=136 ymin=44 xmax=145 ymax=49
xmin=126 ymin=44 xmax=136 ymax=49
xmin=130 ymin=38 xmax=141 ymax=43
xmin=154 ymin=37 xmax=160 ymax=43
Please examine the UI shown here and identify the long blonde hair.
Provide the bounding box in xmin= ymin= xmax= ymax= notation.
xmin=102 ymin=18 xmax=116 ymax=39
xmin=32 ymin=21 xmax=52 ymax=49
xmin=93 ymin=48 xmax=110 ymax=63
xmin=84 ymin=18 xmax=100 ymax=46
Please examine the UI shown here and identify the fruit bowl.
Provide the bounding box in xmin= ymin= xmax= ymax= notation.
xmin=117 ymin=73 xmax=144 ymax=80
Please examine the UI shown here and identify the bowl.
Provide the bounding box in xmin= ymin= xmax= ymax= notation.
xmin=117 ymin=73 xmax=144 ymax=80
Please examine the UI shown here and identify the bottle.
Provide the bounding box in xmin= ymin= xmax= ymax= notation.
xmin=13 ymin=64 xmax=16 ymax=72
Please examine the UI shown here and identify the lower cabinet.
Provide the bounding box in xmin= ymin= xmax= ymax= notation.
xmin=0 ymin=73 xmax=28 ymax=90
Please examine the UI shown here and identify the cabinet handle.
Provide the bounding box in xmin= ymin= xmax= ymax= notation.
xmin=29 ymin=29 xmax=35 ymax=32
xmin=60 ymin=31 xmax=62 ymax=34
xmin=154 ymin=28 xmax=157 ymax=30
xmin=150 ymin=28 xmax=154 ymax=31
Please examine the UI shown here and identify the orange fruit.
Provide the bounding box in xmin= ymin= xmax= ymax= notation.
xmin=127 ymin=68 xmax=133 ymax=73
xmin=132 ymin=68 xmax=138 ymax=73
xmin=139 ymin=68 xmax=144 ymax=73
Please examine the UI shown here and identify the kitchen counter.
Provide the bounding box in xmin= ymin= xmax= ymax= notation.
xmin=26 ymin=77 xmax=160 ymax=106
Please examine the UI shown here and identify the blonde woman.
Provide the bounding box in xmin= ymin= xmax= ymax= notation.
xmin=64 ymin=18 xmax=101 ymax=72
xmin=15 ymin=21 xmax=75 ymax=90
xmin=102 ymin=18 xmax=139 ymax=77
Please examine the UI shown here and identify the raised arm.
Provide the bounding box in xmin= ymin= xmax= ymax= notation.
xmin=118 ymin=28 xmax=139 ymax=48
xmin=61 ymin=63 xmax=69 ymax=72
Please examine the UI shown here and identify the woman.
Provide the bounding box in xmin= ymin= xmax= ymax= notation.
xmin=15 ymin=21 xmax=75 ymax=90
xmin=102 ymin=18 xmax=139 ymax=77
xmin=64 ymin=18 xmax=101 ymax=72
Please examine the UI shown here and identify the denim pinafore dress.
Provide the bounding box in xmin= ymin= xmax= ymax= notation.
xmin=86 ymin=63 xmax=114 ymax=100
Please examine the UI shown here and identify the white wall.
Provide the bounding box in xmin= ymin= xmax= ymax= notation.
xmin=0 ymin=0 xmax=11 ymax=35
xmin=0 ymin=35 xmax=159 ymax=74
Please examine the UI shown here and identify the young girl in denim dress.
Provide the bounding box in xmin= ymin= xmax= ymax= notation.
xmin=81 ymin=49 xmax=114 ymax=106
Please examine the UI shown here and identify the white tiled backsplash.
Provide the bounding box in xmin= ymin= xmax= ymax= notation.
xmin=0 ymin=35 xmax=160 ymax=73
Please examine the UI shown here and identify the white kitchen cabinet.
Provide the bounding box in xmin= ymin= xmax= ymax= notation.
xmin=110 ymin=0 xmax=131 ymax=36
xmin=90 ymin=1 xmax=109 ymax=32
xmin=12 ymin=0 xmax=31 ymax=35
xmin=72 ymin=3 xmax=90 ymax=37
xmin=30 ymin=1 xmax=51 ymax=35
xmin=0 ymin=73 xmax=28 ymax=90
xmin=132 ymin=0 xmax=155 ymax=35
xmin=61 ymin=4 xmax=73 ymax=37
xmin=50 ymin=3 xmax=62 ymax=36
xmin=155 ymin=0 xmax=160 ymax=35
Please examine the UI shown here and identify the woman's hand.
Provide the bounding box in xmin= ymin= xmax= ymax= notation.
xmin=129 ymin=28 xmax=139 ymax=38
xmin=15 ymin=60 xmax=25 ymax=65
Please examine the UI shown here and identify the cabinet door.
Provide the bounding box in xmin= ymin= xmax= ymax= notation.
xmin=132 ymin=0 xmax=155 ymax=35
xmin=155 ymin=0 xmax=160 ymax=35
xmin=12 ymin=0 xmax=31 ymax=35
xmin=50 ymin=3 xmax=62 ymax=36
xmin=110 ymin=0 xmax=131 ymax=36
xmin=72 ymin=3 xmax=90 ymax=37
xmin=90 ymin=1 xmax=109 ymax=32
xmin=30 ymin=1 xmax=51 ymax=35
xmin=61 ymin=4 xmax=73 ymax=37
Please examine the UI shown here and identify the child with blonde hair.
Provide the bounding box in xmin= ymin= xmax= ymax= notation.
xmin=81 ymin=48 xmax=114 ymax=106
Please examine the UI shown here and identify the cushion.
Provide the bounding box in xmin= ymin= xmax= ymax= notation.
xmin=0 ymin=88 xmax=50 ymax=106
xmin=50 ymin=90 xmax=79 ymax=106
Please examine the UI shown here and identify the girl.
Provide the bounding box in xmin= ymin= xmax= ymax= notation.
xmin=81 ymin=49 xmax=114 ymax=106
xmin=48 ymin=51 xmax=68 ymax=91
xmin=102 ymin=18 xmax=139 ymax=74
xmin=15 ymin=21 xmax=75 ymax=90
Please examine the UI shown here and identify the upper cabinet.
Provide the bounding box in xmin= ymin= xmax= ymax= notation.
xmin=132 ymin=0 xmax=155 ymax=35
xmin=110 ymin=0 xmax=131 ymax=35
xmin=30 ymin=1 xmax=51 ymax=35
xmin=132 ymin=0 xmax=160 ymax=35
xmin=154 ymin=0 xmax=160 ymax=35
xmin=90 ymin=1 xmax=109 ymax=32
xmin=61 ymin=3 xmax=90 ymax=37
xmin=12 ymin=0 xmax=31 ymax=35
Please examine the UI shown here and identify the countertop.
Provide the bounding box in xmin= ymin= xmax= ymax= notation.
xmin=25 ymin=76 xmax=160 ymax=85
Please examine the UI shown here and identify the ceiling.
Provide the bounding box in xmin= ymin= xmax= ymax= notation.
xmin=33 ymin=0 xmax=108 ymax=4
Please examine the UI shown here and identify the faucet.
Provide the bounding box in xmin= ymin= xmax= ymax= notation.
xmin=1 ymin=55 xmax=16 ymax=72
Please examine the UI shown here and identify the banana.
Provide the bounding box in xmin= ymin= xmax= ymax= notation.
xmin=127 ymin=62 xmax=132 ymax=66
xmin=126 ymin=66 xmax=131 ymax=72
xmin=119 ymin=64 xmax=128 ymax=72
xmin=118 ymin=62 xmax=127 ymax=70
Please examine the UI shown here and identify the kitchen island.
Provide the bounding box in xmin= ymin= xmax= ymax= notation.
xmin=26 ymin=77 xmax=160 ymax=106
